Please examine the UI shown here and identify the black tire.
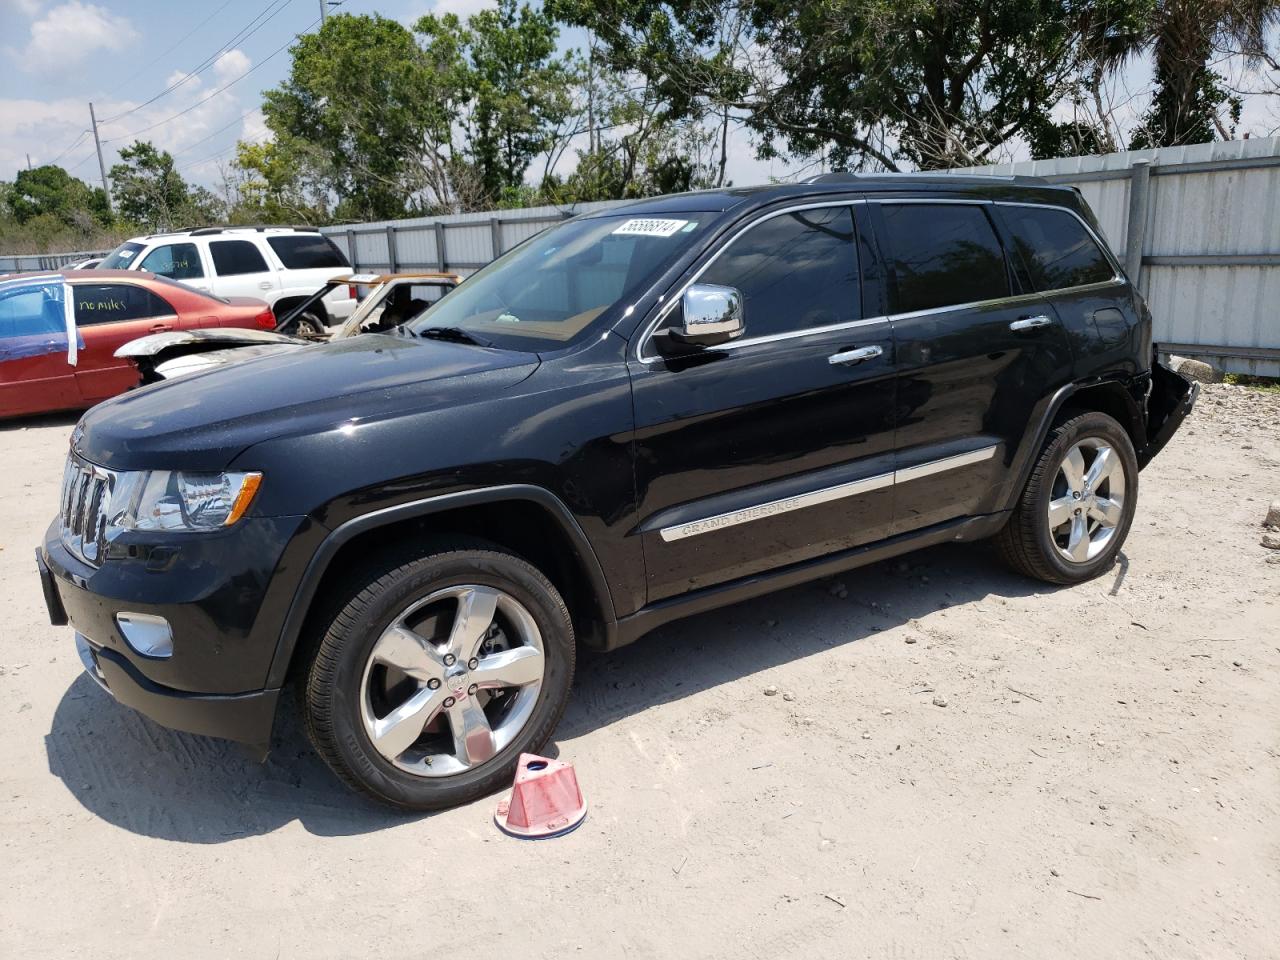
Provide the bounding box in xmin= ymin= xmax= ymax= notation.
xmin=996 ymin=411 xmax=1139 ymax=585
xmin=301 ymin=543 xmax=575 ymax=811
xmin=289 ymin=311 xmax=325 ymax=337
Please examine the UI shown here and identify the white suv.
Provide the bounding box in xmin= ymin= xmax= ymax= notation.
xmin=99 ymin=227 xmax=356 ymax=332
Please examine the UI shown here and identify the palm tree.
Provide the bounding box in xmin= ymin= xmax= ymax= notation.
xmin=1085 ymin=0 xmax=1280 ymax=147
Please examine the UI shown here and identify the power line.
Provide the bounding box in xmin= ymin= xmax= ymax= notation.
xmin=102 ymin=17 xmax=320 ymax=146
xmin=106 ymin=0 xmax=237 ymax=99
xmin=99 ymin=0 xmax=296 ymax=125
xmin=48 ymin=130 xmax=91 ymax=166
xmin=179 ymin=144 xmax=240 ymax=172
xmin=170 ymin=107 xmax=260 ymax=159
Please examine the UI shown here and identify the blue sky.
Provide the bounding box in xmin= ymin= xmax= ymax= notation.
xmin=1 ymin=0 xmax=1276 ymax=196
xmin=0 ymin=0 xmax=510 ymax=185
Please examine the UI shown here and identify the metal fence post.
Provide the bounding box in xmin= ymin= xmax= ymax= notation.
xmin=489 ymin=217 xmax=503 ymax=259
xmin=345 ymin=229 xmax=357 ymax=271
xmin=1124 ymin=160 xmax=1152 ymax=289
xmin=385 ymin=225 xmax=399 ymax=272
xmin=435 ymin=221 xmax=447 ymax=271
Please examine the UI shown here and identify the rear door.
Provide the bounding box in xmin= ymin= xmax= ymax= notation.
xmin=992 ymin=202 xmax=1134 ymax=377
xmin=0 ymin=279 xmax=80 ymax=417
xmin=208 ymin=239 xmax=280 ymax=303
xmin=629 ymin=201 xmax=898 ymax=603
xmin=264 ymin=233 xmax=354 ymax=320
xmin=71 ymin=281 xmax=179 ymax=403
xmin=870 ymin=199 xmax=1074 ymax=534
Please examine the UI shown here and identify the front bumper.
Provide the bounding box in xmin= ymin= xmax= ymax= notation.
xmin=73 ymin=630 xmax=279 ymax=744
xmin=37 ymin=515 xmax=308 ymax=746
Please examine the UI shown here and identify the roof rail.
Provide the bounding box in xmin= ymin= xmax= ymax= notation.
xmin=182 ymin=224 xmax=322 ymax=236
xmin=804 ymin=170 xmax=1049 ymax=185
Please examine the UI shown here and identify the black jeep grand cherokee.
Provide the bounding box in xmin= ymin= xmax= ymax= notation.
xmin=38 ymin=175 xmax=1196 ymax=809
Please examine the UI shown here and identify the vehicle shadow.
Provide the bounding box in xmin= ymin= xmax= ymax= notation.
xmin=0 ymin=411 xmax=80 ymax=433
xmin=44 ymin=541 xmax=1066 ymax=843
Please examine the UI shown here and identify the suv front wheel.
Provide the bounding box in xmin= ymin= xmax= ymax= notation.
xmin=301 ymin=543 xmax=575 ymax=810
xmin=997 ymin=411 xmax=1139 ymax=585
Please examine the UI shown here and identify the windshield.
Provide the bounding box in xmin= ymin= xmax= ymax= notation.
xmin=100 ymin=241 xmax=145 ymax=270
xmin=408 ymin=213 xmax=711 ymax=351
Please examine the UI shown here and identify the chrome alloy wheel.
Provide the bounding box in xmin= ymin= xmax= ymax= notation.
xmin=359 ymin=585 xmax=545 ymax=777
xmin=1048 ymin=437 xmax=1127 ymax=563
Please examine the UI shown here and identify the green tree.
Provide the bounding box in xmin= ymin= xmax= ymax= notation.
xmin=8 ymin=164 xmax=111 ymax=227
xmin=417 ymin=0 xmax=579 ymax=205
xmin=551 ymin=0 xmax=1110 ymax=170
xmin=1083 ymin=0 xmax=1279 ymax=148
xmin=110 ymin=141 xmax=218 ymax=230
xmin=258 ymin=13 xmax=454 ymax=220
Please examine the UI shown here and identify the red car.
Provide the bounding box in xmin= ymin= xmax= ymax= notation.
xmin=0 ymin=269 xmax=274 ymax=419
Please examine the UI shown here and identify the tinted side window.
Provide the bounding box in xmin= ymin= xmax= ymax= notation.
xmin=210 ymin=240 xmax=269 ymax=276
xmin=73 ymin=284 xmax=172 ymax=325
xmin=698 ymin=206 xmax=859 ymax=338
xmin=998 ymin=205 xmax=1115 ymax=290
xmin=878 ymin=204 xmax=1010 ymax=314
xmin=139 ymin=243 xmax=203 ymax=280
xmin=267 ymin=235 xmax=349 ymax=269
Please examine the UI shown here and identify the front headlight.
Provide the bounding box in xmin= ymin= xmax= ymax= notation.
xmin=108 ymin=470 xmax=263 ymax=533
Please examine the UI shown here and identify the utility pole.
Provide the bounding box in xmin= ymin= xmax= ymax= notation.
xmin=318 ymin=0 xmax=326 ymax=22
xmin=89 ymin=102 xmax=113 ymax=215
xmin=26 ymin=153 xmax=32 ymax=170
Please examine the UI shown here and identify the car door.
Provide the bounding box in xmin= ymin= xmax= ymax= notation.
xmin=71 ymin=281 xmax=179 ymax=403
xmin=138 ymin=241 xmax=210 ymax=293
xmin=208 ymin=239 xmax=280 ymax=303
xmin=0 ymin=278 xmax=80 ymax=418
xmin=628 ymin=201 xmax=898 ymax=603
xmin=869 ymin=199 xmax=1074 ymax=534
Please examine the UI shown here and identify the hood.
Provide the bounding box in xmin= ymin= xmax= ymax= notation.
xmin=153 ymin=343 xmax=303 ymax=380
xmin=114 ymin=327 xmax=307 ymax=357
xmin=77 ymin=333 xmax=540 ymax=470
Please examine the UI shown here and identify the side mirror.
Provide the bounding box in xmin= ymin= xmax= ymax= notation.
xmin=667 ymin=283 xmax=744 ymax=348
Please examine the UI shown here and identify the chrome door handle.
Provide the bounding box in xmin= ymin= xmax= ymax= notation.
xmin=258 ymin=281 xmax=273 ymax=290
xmin=1010 ymin=315 xmax=1053 ymax=331
xmin=828 ymin=345 xmax=883 ymax=366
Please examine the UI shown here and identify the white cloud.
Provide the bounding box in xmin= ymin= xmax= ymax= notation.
xmin=402 ymin=0 xmax=495 ymax=26
xmin=1 ymin=0 xmax=44 ymax=17
xmin=1 ymin=46 xmax=259 ymax=185
xmin=212 ymin=49 xmax=251 ymax=85
xmin=241 ymin=109 xmax=269 ymax=146
xmin=19 ymin=1 xmax=137 ymax=70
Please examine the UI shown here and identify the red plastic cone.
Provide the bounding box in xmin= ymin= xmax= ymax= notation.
xmin=494 ymin=753 xmax=587 ymax=839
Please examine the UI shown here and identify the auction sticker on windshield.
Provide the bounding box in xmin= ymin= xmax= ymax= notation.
xmin=612 ymin=218 xmax=690 ymax=237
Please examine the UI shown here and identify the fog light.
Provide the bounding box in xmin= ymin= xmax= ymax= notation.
xmin=116 ymin=613 xmax=174 ymax=659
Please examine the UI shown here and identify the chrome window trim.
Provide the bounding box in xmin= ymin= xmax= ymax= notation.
xmin=658 ymin=444 xmax=999 ymax=542
xmin=634 ymin=196 xmax=1127 ymax=367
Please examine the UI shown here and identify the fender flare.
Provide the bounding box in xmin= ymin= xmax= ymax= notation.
xmin=994 ymin=377 xmax=1145 ymax=514
xmin=263 ymin=484 xmax=618 ymax=689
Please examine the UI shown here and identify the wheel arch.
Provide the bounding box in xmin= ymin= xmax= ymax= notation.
xmin=996 ymin=377 xmax=1146 ymax=514
xmin=270 ymin=293 xmax=329 ymax=325
xmin=264 ymin=485 xmax=618 ymax=690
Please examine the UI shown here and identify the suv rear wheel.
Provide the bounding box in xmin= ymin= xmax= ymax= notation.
xmin=301 ymin=543 xmax=575 ymax=810
xmin=996 ymin=411 xmax=1139 ymax=585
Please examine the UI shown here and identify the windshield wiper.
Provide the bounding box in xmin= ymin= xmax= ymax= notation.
xmin=416 ymin=326 xmax=495 ymax=348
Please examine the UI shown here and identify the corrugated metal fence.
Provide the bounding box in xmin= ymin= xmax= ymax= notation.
xmin=951 ymin=137 xmax=1280 ymax=377
xmin=5 ymin=137 xmax=1278 ymax=375
xmin=318 ymin=200 xmax=626 ymax=275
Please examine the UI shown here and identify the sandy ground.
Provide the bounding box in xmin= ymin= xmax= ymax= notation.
xmin=1 ymin=383 xmax=1277 ymax=960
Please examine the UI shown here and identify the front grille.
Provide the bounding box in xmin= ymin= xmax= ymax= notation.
xmin=59 ymin=456 xmax=116 ymax=566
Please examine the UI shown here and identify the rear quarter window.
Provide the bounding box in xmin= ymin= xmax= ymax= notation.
xmin=267 ymin=235 xmax=350 ymax=269
xmin=997 ymin=205 xmax=1116 ymax=291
